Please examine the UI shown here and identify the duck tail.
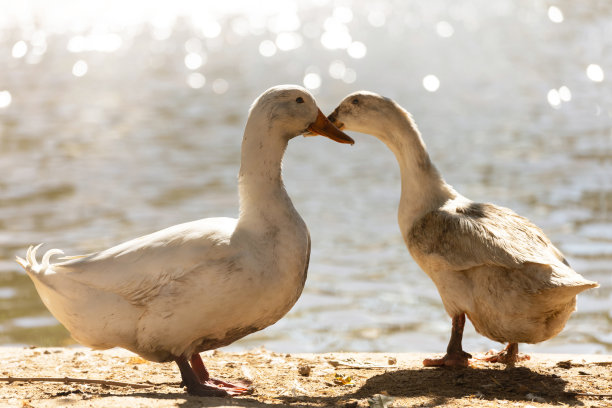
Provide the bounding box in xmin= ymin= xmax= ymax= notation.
xmin=543 ymin=278 xmax=599 ymax=305
xmin=16 ymin=244 xmax=64 ymax=276
xmin=549 ymin=261 xmax=600 ymax=297
xmin=571 ymin=280 xmax=599 ymax=294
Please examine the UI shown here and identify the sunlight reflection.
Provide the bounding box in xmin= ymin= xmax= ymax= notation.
xmin=327 ymin=59 xmax=356 ymax=83
xmin=333 ymin=6 xmax=353 ymax=23
xmin=547 ymin=89 xmax=561 ymax=108
xmin=187 ymin=73 xmax=206 ymax=89
xmin=30 ymin=31 xmax=48 ymax=58
xmin=547 ymin=6 xmax=564 ymax=23
xmin=0 ymin=91 xmax=12 ymax=108
xmin=558 ymin=85 xmax=572 ymax=102
xmin=347 ymin=41 xmax=367 ymax=59
xmin=367 ymin=10 xmax=386 ymax=27
xmin=11 ymin=41 xmax=27 ymax=58
xmin=423 ymin=75 xmax=440 ymax=92
xmin=267 ymin=11 xmax=301 ymax=33
xmin=202 ymin=21 xmax=222 ymax=39
xmin=184 ymin=53 xmax=205 ymax=70
xmin=259 ymin=40 xmax=277 ymax=57
xmin=321 ymin=21 xmax=352 ymax=50
xmin=212 ymin=78 xmax=229 ymax=94
xmin=67 ymin=33 xmax=122 ymax=53
xmin=548 ymin=86 xmax=572 ymax=107
xmin=0 ymin=287 xmax=17 ymax=299
xmin=67 ymin=36 xmax=86 ymax=53
xmin=436 ymin=21 xmax=454 ymax=38
xmin=329 ymin=60 xmax=346 ymax=79
xmin=72 ymin=60 xmax=88 ymax=77
xmin=276 ymin=32 xmax=303 ymax=51
xmin=587 ymin=64 xmax=604 ymax=82
xmin=303 ymin=72 xmax=321 ymax=90
xmin=341 ymin=68 xmax=356 ymax=84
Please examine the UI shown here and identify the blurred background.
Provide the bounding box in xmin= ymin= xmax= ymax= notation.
xmin=0 ymin=0 xmax=610 ymax=355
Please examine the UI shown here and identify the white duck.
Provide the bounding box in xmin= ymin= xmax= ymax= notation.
xmin=328 ymin=91 xmax=598 ymax=366
xmin=16 ymin=85 xmax=354 ymax=396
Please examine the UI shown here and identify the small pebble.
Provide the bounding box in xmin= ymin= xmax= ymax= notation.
xmin=526 ymin=393 xmax=546 ymax=403
xmin=298 ymin=364 xmax=311 ymax=376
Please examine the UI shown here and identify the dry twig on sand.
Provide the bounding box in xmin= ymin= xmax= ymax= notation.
xmin=0 ymin=376 xmax=153 ymax=389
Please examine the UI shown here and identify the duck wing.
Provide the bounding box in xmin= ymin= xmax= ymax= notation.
xmin=408 ymin=201 xmax=598 ymax=296
xmin=409 ymin=201 xmax=573 ymax=272
xmin=50 ymin=217 xmax=238 ymax=305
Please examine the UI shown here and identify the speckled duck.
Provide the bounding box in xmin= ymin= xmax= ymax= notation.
xmin=328 ymin=91 xmax=598 ymax=366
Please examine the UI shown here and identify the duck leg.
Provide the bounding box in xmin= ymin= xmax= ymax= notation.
xmin=189 ymin=353 xmax=251 ymax=395
xmin=423 ymin=313 xmax=472 ymax=367
xmin=482 ymin=343 xmax=530 ymax=365
xmin=175 ymin=355 xmax=229 ymax=396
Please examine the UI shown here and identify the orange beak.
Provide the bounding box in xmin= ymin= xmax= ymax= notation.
xmin=306 ymin=109 xmax=354 ymax=145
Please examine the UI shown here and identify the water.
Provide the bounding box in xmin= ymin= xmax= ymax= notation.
xmin=0 ymin=0 xmax=611 ymax=355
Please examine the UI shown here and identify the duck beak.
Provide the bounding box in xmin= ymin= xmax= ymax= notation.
xmin=327 ymin=109 xmax=344 ymax=130
xmin=306 ymin=109 xmax=354 ymax=145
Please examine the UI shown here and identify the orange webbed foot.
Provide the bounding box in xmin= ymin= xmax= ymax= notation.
xmin=423 ymin=351 xmax=472 ymax=368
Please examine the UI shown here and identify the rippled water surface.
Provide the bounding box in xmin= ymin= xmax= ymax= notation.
xmin=1 ymin=0 xmax=611 ymax=354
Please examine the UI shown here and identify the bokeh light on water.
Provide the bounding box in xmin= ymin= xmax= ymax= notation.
xmin=0 ymin=0 xmax=611 ymax=354
xmin=0 ymin=91 xmax=12 ymax=108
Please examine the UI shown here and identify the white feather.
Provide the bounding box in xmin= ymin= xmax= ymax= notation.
xmin=41 ymin=249 xmax=64 ymax=270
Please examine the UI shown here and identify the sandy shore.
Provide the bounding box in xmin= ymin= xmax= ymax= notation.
xmin=0 ymin=347 xmax=610 ymax=407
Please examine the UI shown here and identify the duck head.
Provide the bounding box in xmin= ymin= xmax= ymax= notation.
xmin=250 ymin=85 xmax=354 ymax=144
xmin=327 ymin=91 xmax=410 ymax=138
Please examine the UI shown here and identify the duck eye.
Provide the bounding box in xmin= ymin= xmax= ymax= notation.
xmin=352 ymin=98 xmax=359 ymax=105
xmin=296 ymin=97 xmax=304 ymax=104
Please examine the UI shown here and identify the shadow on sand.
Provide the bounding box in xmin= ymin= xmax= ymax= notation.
xmin=87 ymin=366 xmax=581 ymax=407
xmin=280 ymin=365 xmax=581 ymax=407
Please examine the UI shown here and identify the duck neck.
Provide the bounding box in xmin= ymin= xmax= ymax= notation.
xmin=376 ymin=112 xmax=456 ymax=233
xmin=236 ymin=115 xmax=300 ymax=232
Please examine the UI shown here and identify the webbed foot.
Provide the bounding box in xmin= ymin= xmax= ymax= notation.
xmin=423 ymin=350 xmax=472 ymax=367
xmin=481 ymin=343 xmax=529 ymax=365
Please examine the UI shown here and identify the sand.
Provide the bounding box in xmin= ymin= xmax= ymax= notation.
xmin=0 ymin=347 xmax=610 ymax=407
